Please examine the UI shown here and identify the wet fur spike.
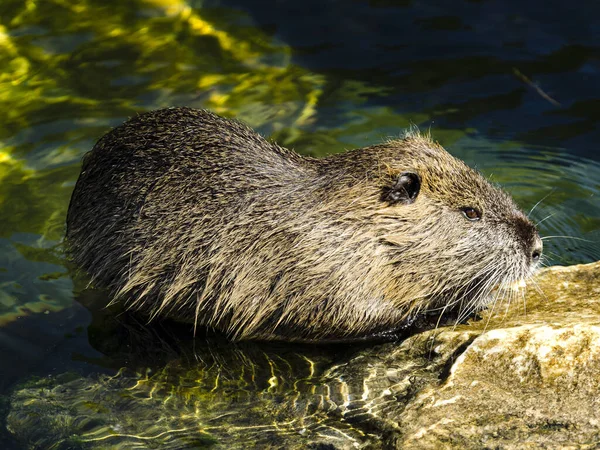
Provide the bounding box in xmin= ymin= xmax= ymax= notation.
xmin=66 ymin=107 xmax=542 ymax=342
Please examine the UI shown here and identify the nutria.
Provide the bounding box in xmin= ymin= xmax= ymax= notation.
xmin=66 ymin=107 xmax=543 ymax=342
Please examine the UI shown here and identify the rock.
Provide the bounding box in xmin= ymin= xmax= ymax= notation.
xmin=399 ymin=324 xmax=600 ymax=449
xmin=5 ymin=262 xmax=600 ymax=449
xmin=395 ymin=261 xmax=600 ymax=449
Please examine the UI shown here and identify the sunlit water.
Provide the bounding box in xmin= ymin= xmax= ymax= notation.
xmin=1 ymin=0 xmax=599 ymax=448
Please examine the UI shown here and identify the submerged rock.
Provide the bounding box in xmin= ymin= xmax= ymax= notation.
xmin=6 ymin=262 xmax=600 ymax=449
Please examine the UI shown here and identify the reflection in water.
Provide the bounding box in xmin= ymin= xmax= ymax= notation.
xmin=7 ymin=343 xmax=371 ymax=449
xmin=0 ymin=0 xmax=599 ymax=447
xmin=7 ymin=287 xmax=382 ymax=449
xmin=10 ymin=283 xmax=479 ymax=449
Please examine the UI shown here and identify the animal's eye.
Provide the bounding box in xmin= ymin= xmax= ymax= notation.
xmin=461 ymin=207 xmax=481 ymax=221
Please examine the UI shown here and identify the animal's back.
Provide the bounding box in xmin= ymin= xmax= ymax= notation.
xmin=66 ymin=108 xmax=314 ymax=328
xmin=68 ymin=108 xmax=303 ymax=207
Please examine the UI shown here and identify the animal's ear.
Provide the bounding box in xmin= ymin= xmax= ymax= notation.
xmin=381 ymin=172 xmax=421 ymax=205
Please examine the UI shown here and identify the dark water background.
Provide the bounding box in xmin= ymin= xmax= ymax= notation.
xmin=1 ymin=0 xmax=599 ymax=447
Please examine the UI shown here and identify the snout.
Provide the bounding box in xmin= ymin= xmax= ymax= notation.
xmin=530 ymin=233 xmax=543 ymax=264
xmin=512 ymin=214 xmax=543 ymax=265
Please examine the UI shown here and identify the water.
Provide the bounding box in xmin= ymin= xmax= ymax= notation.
xmin=1 ymin=0 xmax=599 ymax=447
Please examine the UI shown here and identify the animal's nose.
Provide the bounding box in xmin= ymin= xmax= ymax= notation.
xmin=530 ymin=234 xmax=543 ymax=263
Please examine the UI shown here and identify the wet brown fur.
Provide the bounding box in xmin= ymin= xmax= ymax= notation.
xmin=66 ymin=107 xmax=542 ymax=341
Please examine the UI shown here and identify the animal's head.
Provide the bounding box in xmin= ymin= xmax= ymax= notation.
xmin=338 ymin=134 xmax=543 ymax=320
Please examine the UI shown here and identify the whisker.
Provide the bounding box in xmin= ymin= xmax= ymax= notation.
xmin=528 ymin=277 xmax=549 ymax=303
xmin=429 ymin=302 xmax=453 ymax=354
xmin=541 ymin=235 xmax=592 ymax=242
xmin=528 ymin=188 xmax=555 ymax=218
xmin=423 ymin=260 xmax=501 ymax=345
xmin=501 ymin=279 xmax=514 ymax=322
xmin=454 ymin=265 xmax=504 ymax=326
xmin=482 ymin=282 xmax=503 ymax=333
xmin=454 ymin=275 xmax=497 ymax=324
xmin=542 ymin=250 xmax=562 ymax=264
xmin=483 ymin=260 xmax=523 ymax=331
xmin=446 ymin=262 xmax=502 ymax=322
xmin=534 ymin=212 xmax=556 ymax=228
xmin=424 ymin=259 xmax=499 ymax=313
xmin=519 ymin=278 xmax=527 ymax=317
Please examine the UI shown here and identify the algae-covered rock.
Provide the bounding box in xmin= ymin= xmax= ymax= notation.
xmin=6 ymin=262 xmax=600 ymax=449
xmin=399 ymin=324 xmax=600 ymax=449
xmin=396 ymin=261 xmax=600 ymax=449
